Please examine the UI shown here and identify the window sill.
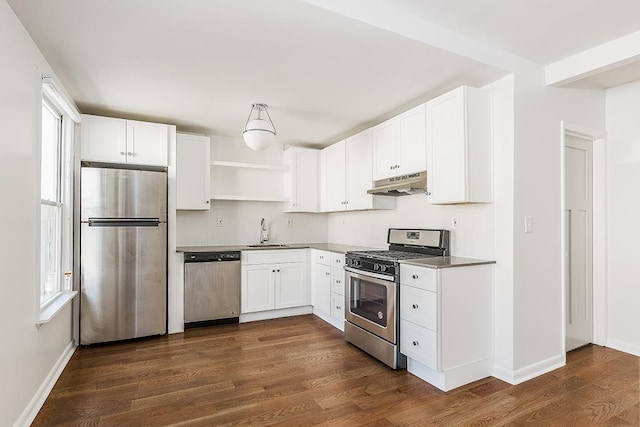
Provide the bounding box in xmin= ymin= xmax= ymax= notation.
xmin=36 ymin=291 xmax=78 ymax=325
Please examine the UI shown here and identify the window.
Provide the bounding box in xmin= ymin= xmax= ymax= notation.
xmin=40 ymin=100 xmax=64 ymax=305
xmin=38 ymin=77 xmax=80 ymax=320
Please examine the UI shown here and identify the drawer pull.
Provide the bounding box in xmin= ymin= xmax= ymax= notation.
xmin=412 ymin=341 xmax=419 ymax=346
xmin=336 ymin=280 xmax=341 ymax=284
xmin=412 ymin=274 xmax=419 ymax=279
xmin=336 ymin=305 xmax=341 ymax=310
xmin=412 ymin=304 xmax=419 ymax=309
xmin=326 ymin=272 xmax=330 ymax=276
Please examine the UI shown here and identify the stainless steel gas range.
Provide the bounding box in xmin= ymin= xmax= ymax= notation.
xmin=344 ymin=228 xmax=450 ymax=369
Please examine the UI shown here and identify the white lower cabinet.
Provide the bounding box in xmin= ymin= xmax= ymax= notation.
xmin=400 ymin=263 xmax=493 ymax=391
xmin=241 ymin=250 xmax=308 ymax=314
xmin=310 ymin=249 xmax=346 ymax=330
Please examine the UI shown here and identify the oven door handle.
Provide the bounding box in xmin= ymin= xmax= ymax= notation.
xmin=344 ymin=266 xmax=396 ymax=283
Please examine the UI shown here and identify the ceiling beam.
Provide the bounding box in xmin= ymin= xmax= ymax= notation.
xmin=303 ymin=0 xmax=537 ymax=73
xmin=546 ymin=30 xmax=640 ymax=87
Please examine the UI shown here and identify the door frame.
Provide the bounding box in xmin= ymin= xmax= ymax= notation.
xmin=560 ymin=121 xmax=607 ymax=353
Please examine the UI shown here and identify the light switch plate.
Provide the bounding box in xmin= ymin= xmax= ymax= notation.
xmin=524 ymin=216 xmax=533 ymax=233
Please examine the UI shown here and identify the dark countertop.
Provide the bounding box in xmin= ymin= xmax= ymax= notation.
xmin=400 ymin=256 xmax=496 ymax=269
xmin=176 ymin=242 xmax=383 ymax=254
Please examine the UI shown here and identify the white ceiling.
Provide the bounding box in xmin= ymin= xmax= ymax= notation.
xmin=8 ymin=0 xmax=640 ymax=146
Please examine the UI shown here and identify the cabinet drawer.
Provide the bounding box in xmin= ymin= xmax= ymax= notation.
xmin=243 ymin=249 xmax=306 ymax=265
xmin=400 ymin=285 xmax=437 ymax=331
xmin=330 ymin=292 xmax=345 ymax=321
xmin=331 ymin=252 xmax=345 ymax=268
xmin=315 ymin=250 xmax=330 ymax=266
xmin=400 ymin=265 xmax=436 ymax=292
xmin=331 ymin=267 xmax=345 ymax=295
xmin=400 ymin=320 xmax=437 ymax=371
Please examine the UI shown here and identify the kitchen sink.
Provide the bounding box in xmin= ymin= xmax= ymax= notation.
xmin=246 ymin=244 xmax=290 ymax=248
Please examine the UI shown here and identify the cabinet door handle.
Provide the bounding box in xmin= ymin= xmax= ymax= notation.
xmin=412 ymin=274 xmax=419 ymax=280
xmin=412 ymin=341 xmax=419 ymax=346
xmin=276 ymin=269 xmax=280 ymax=273
xmin=205 ymin=200 xmax=209 ymax=204
xmin=127 ymin=152 xmax=134 ymax=156
xmin=326 ymin=272 xmax=330 ymax=276
xmin=120 ymin=151 xmax=126 ymax=155
xmin=272 ymin=270 xmax=276 ymax=273
xmin=412 ymin=304 xmax=419 ymax=309
xmin=336 ymin=305 xmax=341 ymax=310
xmin=336 ymin=280 xmax=341 ymax=284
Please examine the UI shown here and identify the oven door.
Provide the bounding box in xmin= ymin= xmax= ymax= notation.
xmin=345 ymin=268 xmax=397 ymax=344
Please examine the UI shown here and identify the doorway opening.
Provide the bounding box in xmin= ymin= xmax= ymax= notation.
xmin=561 ymin=121 xmax=606 ymax=354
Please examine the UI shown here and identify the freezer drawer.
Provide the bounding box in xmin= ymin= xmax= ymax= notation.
xmin=184 ymin=259 xmax=241 ymax=323
xmin=80 ymin=222 xmax=167 ymax=344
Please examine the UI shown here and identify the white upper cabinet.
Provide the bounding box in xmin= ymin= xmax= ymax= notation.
xmin=80 ymin=115 xmax=127 ymax=163
xmin=426 ymin=86 xmax=492 ymax=204
xmin=321 ymin=130 xmax=395 ymax=212
xmin=176 ymin=133 xmax=210 ymax=210
xmin=126 ymin=119 xmax=169 ymax=166
xmin=283 ymin=147 xmax=319 ymax=212
xmin=81 ymin=114 xmax=169 ymax=166
xmin=372 ymin=104 xmax=426 ymax=181
xmin=321 ymin=140 xmax=347 ymax=212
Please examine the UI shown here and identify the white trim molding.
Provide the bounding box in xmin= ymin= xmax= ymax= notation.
xmin=607 ymin=339 xmax=640 ymax=358
xmin=492 ymin=353 xmax=565 ymax=385
xmin=14 ymin=340 xmax=76 ymax=427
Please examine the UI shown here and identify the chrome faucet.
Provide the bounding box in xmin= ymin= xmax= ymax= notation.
xmin=259 ymin=218 xmax=270 ymax=244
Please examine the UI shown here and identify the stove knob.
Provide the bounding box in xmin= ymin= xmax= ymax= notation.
xmin=379 ymin=265 xmax=387 ymax=273
xmin=374 ymin=263 xmax=380 ymax=271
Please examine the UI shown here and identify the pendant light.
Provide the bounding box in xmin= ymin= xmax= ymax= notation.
xmin=243 ymin=103 xmax=276 ymax=151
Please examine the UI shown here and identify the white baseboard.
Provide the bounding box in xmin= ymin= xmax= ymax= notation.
xmin=493 ymin=352 xmax=565 ymax=385
xmin=607 ymin=338 xmax=640 ymax=357
xmin=14 ymin=340 xmax=76 ymax=427
xmin=239 ymin=306 xmax=313 ymax=323
xmin=407 ymin=357 xmax=493 ymax=392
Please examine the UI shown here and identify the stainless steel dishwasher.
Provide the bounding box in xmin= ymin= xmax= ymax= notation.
xmin=184 ymin=251 xmax=241 ymax=328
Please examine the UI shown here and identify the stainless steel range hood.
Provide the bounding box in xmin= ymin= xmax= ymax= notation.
xmin=367 ymin=171 xmax=427 ymax=196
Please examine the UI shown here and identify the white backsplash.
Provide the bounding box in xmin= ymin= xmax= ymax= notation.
xmin=176 ymin=200 xmax=328 ymax=246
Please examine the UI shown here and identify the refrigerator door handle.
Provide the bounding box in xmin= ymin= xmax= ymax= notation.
xmin=88 ymin=218 xmax=161 ymax=227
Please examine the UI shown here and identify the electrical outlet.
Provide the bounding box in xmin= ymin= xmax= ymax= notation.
xmin=286 ymin=218 xmax=293 ymax=227
xmin=217 ymin=217 xmax=224 ymax=227
xmin=451 ymin=216 xmax=459 ymax=229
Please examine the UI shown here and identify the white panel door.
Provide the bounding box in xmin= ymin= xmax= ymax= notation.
xmin=176 ymin=133 xmax=210 ymax=210
xmin=241 ymin=265 xmax=275 ymax=313
xmin=398 ymin=103 xmax=426 ymax=176
xmin=311 ymin=262 xmax=331 ymax=314
xmin=565 ymin=134 xmax=593 ymax=352
xmin=126 ymin=120 xmax=168 ymax=166
xmin=426 ymin=88 xmax=466 ymax=203
xmin=345 ymin=129 xmax=373 ymax=211
xmin=81 ymin=115 xmax=127 ymax=163
xmin=372 ymin=119 xmax=399 ymax=180
xmin=322 ymin=140 xmax=346 ymax=211
xmin=275 ymin=262 xmax=307 ymax=309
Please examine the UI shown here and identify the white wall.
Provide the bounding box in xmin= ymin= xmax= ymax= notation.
xmin=510 ymin=66 xmax=605 ymax=377
xmin=605 ymin=81 xmax=640 ymax=356
xmin=327 ymin=197 xmax=494 ymax=257
xmin=0 ymin=2 xmax=75 ymax=425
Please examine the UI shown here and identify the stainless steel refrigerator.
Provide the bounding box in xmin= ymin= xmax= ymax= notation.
xmin=80 ymin=166 xmax=167 ymax=345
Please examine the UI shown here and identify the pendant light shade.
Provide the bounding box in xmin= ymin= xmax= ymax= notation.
xmin=243 ymin=103 xmax=276 ymax=151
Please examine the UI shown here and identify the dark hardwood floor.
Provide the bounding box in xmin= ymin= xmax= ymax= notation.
xmin=33 ymin=315 xmax=639 ymax=426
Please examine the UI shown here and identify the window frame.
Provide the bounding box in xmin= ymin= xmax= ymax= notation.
xmin=37 ymin=76 xmax=80 ymax=324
